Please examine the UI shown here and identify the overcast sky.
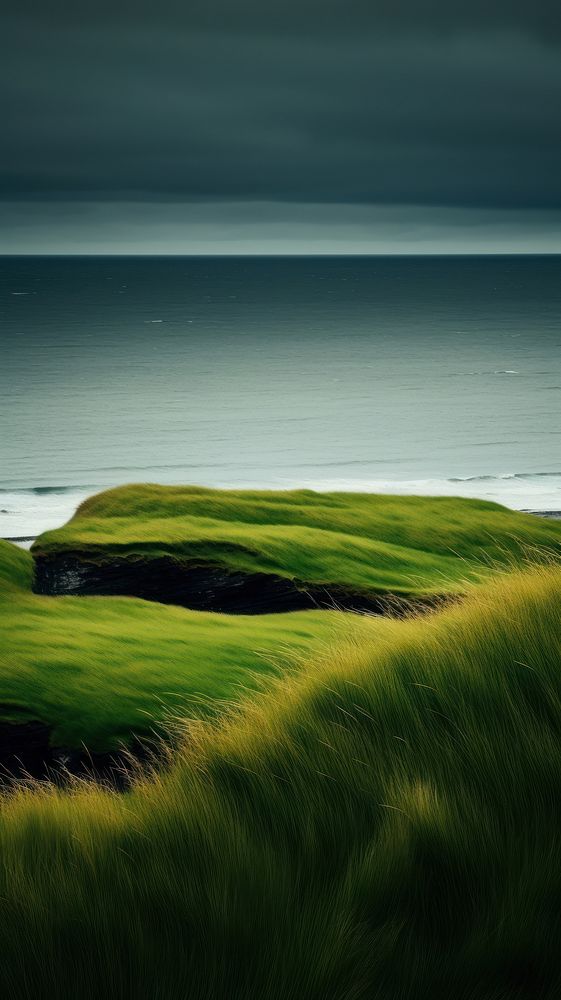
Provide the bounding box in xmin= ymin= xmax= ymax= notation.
xmin=2 ymin=1 xmax=561 ymax=253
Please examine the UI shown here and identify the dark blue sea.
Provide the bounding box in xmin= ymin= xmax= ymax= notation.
xmin=1 ymin=254 xmax=560 ymax=536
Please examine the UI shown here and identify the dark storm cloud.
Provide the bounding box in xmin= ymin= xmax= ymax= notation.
xmin=8 ymin=1 xmax=561 ymax=40
xmin=1 ymin=2 xmax=561 ymax=209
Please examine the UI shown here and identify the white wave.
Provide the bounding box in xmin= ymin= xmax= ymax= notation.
xmin=276 ymin=474 xmax=561 ymax=511
xmin=2 ymin=472 xmax=560 ymax=540
xmin=0 ymin=488 xmax=93 ymax=539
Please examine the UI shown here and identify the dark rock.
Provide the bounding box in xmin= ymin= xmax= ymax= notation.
xmin=32 ymin=551 xmax=434 ymax=616
xmin=523 ymin=509 xmax=561 ymax=520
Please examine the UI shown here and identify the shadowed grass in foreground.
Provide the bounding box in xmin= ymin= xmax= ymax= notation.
xmin=0 ymin=540 xmax=381 ymax=750
xmin=33 ymin=484 xmax=561 ymax=599
xmin=1 ymin=565 xmax=561 ymax=998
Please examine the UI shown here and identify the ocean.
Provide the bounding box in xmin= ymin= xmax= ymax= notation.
xmin=1 ymin=254 xmax=560 ymax=538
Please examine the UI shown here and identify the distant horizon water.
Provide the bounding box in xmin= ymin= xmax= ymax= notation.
xmin=4 ymin=252 xmax=561 ymax=259
xmin=2 ymin=254 xmax=560 ymax=537
xmin=3 ymin=201 xmax=561 ymax=256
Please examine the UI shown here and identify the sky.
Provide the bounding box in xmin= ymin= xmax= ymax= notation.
xmin=2 ymin=1 xmax=561 ymax=253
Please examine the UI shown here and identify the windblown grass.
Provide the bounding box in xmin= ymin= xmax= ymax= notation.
xmin=1 ymin=565 xmax=561 ymax=997
xmin=33 ymin=484 xmax=561 ymax=598
xmin=0 ymin=541 xmax=379 ymax=750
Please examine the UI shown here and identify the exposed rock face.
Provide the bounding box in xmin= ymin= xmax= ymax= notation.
xmin=32 ymin=551 xmax=424 ymax=616
xmin=0 ymin=716 xmax=152 ymax=789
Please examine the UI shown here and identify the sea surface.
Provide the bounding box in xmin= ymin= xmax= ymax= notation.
xmin=1 ymin=254 xmax=560 ymax=538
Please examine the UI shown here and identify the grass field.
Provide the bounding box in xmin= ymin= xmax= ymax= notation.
xmin=3 ymin=492 xmax=561 ymax=995
xmin=0 ymin=540 xmax=380 ymax=750
xmin=33 ymin=484 xmax=561 ymax=598
xmin=0 ymin=564 xmax=560 ymax=998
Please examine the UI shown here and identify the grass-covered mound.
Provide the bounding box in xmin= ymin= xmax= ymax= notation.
xmin=32 ymin=484 xmax=561 ymax=607
xmin=0 ymin=540 xmax=378 ymax=751
xmin=1 ymin=565 xmax=561 ymax=998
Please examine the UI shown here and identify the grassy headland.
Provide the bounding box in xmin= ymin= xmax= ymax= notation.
xmin=0 ymin=540 xmax=379 ymax=751
xmin=3 ymin=489 xmax=561 ymax=994
xmin=32 ymin=484 xmax=561 ymax=602
xmin=0 ymin=564 xmax=560 ymax=997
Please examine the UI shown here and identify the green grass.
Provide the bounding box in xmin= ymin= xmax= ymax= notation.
xmin=0 ymin=565 xmax=560 ymax=997
xmin=0 ymin=540 xmax=379 ymax=750
xmin=32 ymin=484 xmax=561 ymax=598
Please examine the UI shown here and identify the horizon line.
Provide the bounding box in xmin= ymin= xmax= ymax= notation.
xmin=3 ymin=250 xmax=561 ymax=259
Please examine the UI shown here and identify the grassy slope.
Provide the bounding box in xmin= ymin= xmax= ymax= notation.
xmin=33 ymin=484 xmax=561 ymax=597
xmin=1 ymin=566 xmax=561 ymax=998
xmin=0 ymin=541 xmax=380 ymax=750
